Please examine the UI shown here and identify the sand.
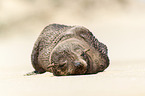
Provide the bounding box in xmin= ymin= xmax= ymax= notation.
xmin=0 ymin=58 xmax=145 ymax=96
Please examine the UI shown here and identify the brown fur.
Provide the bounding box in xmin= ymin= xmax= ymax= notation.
xmin=30 ymin=24 xmax=109 ymax=76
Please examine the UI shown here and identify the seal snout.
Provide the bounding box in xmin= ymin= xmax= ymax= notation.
xmin=74 ymin=62 xmax=81 ymax=66
xmin=73 ymin=59 xmax=88 ymax=75
xmin=74 ymin=58 xmax=87 ymax=67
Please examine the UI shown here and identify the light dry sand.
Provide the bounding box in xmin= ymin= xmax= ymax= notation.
xmin=0 ymin=0 xmax=145 ymax=96
xmin=0 ymin=55 xmax=145 ymax=96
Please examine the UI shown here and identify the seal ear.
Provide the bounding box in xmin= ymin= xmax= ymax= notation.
xmin=84 ymin=49 xmax=90 ymax=53
xmin=80 ymin=49 xmax=90 ymax=57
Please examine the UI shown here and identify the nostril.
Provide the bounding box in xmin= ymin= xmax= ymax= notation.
xmin=74 ymin=62 xmax=81 ymax=66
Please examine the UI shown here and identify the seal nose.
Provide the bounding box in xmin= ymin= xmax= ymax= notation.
xmin=74 ymin=59 xmax=87 ymax=67
xmin=74 ymin=62 xmax=81 ymax=66
xmin=73 ymin=59 xmax=88 ymax=75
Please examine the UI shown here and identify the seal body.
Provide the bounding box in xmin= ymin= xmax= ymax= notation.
xmin=30 ymin=24 xmax=109 ymax=76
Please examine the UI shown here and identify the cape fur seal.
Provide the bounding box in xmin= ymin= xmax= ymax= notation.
xmin=27 ymin=24 xmax=109 ymax=76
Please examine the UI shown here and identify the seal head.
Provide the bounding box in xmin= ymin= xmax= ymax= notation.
xmin=48 ymin=39 xmax=88 ymax=76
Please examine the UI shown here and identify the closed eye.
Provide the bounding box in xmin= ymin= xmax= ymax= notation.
xmin=59 ymin=63 xmax=66 ymax=67
xmin=59 ymin=60 xmax=67 ymax=68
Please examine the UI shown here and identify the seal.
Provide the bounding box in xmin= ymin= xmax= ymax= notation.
xmin=26 ymin=24 xmax=109 ymax=76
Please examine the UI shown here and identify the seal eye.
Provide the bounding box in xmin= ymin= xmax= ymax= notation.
xmin=59 ymin=60 xmax=67 ymax=68
xmin=59 ymin=63 xmax=65 ymax=67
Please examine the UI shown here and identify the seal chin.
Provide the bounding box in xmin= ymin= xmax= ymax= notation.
xmin=53 ymin=70 xmax=68 ymax=76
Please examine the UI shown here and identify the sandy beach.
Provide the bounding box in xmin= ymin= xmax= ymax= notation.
xmin=0 ymin=0 xmax=145 ymax=96
xmin=1 ymin=60 xmax=145 ymax=96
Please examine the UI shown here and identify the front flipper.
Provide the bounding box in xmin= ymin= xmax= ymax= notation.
xmin=24 ymin=71 xmax=45 ymax=76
